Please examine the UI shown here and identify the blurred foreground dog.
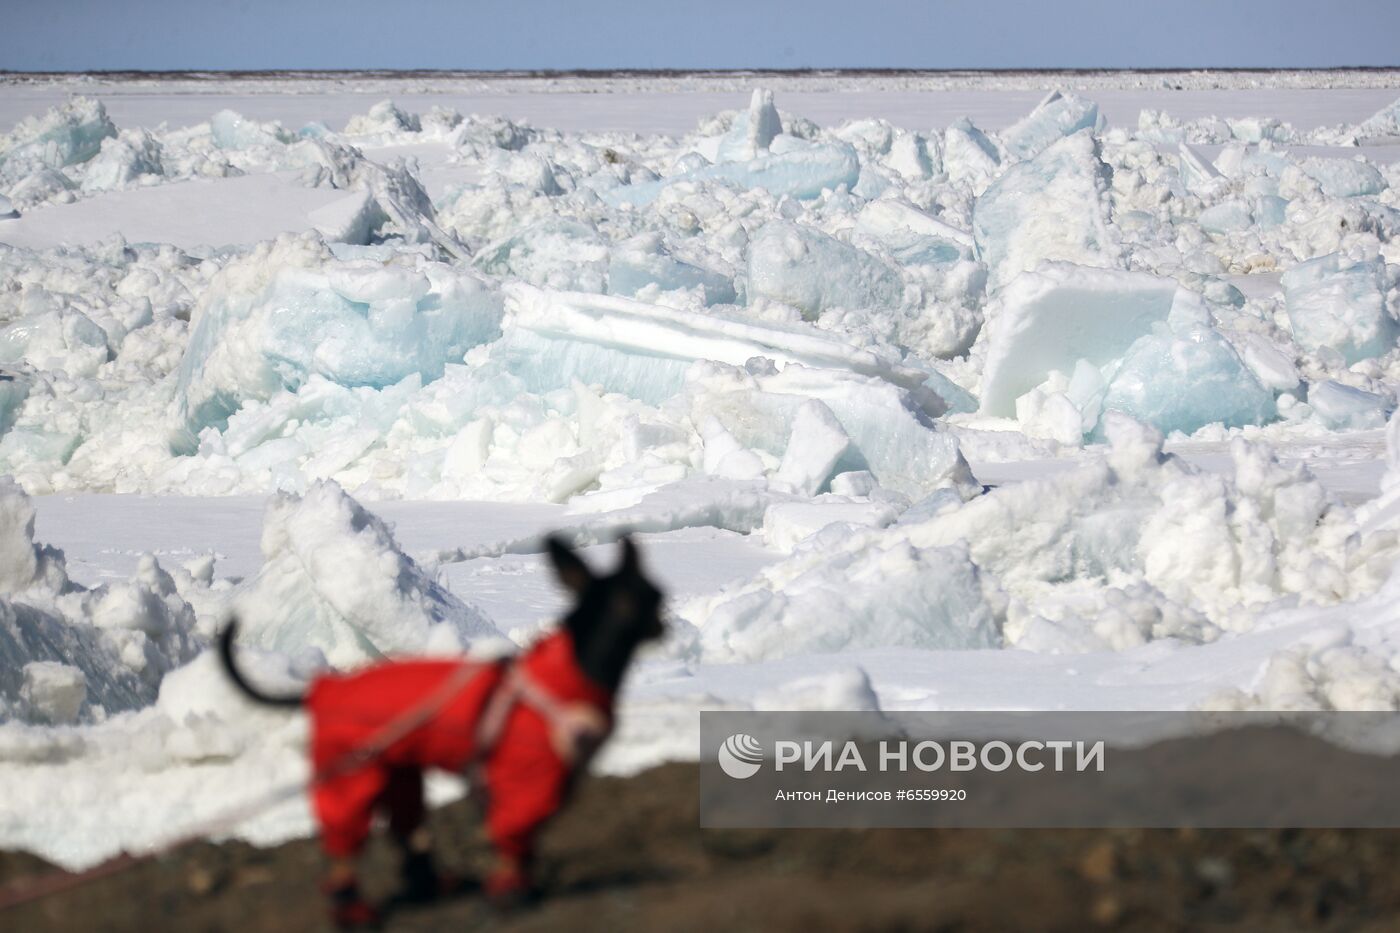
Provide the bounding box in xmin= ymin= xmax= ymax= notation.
xmin=219 ymin=536 xmax=664 ymax=928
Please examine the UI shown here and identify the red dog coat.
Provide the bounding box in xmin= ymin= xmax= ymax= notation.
xmin=305 ymin=630 xmax=613 ymax=866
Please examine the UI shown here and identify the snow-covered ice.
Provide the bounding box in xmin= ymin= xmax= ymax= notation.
xmin=2 ymin=69 xmax=1400 ymax=868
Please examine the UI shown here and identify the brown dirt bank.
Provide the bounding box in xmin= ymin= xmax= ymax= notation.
xmin=3 ymin=762 xmax=1400 ymax=932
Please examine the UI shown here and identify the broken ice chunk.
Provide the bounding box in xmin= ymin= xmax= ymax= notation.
xmin=209 ymin=109 xmax=292 ymax=150
xmin=475 ymin=219 xmax=610 ymax=292
xmin=1016 ymin=380 xmax=1088 ymax=445
xmin=1198 ymin=200 xmax=1254 ymax=235
xmin=343 ymin=99 xmax=422 ymax=136
xmin=308 ymin=189 xmax=379 ymax=245
xmin=761 ymin=500 xmax=899 ymax=552
xmin=604 ymin=139 xmax=859 ymax=207
xmin=885 ymin=131 xmax=936 ymax=180
xmin=0 ymin=306 xmax=112 ymax=378
xmin=830 ymin=471 xmax=878 ymax=497
xmin=175 ymin=238 xmax=503 ymax=442
xmin=1099 ymin=325 xmax=1276 ymax=436
xmin=1300 ymin=157 xmax=1386 ymax=198
xmin=19 ymin=661 xmax=87 ymax=725
xmin=747 ymin=89 xmax=782 ymax=152
xmin=300 ymin=154 xmax=466 ymax=259
xmin=504 ymin=284 xmax=930 ymax=398
xmin=1254 ymin=195 xmax=1289 ymax=228
xmin=1178 ymin=142 xmax=1224 ymax=194
xmin=6 ymin=167 xmax=71 ymax=210
xmin=361 ymin=159 xmax=470 ymax=260
xmin=972 ymin=130 xmax=1120 ymax=291
xmin=1237 ymin=333 xmax=1301 ymax=393
xmin=499 ymin=153 xmax=565 ymax=195
xmin=999 ymin=90 xmax=1100 ymax=162
xmin=1353 ymin=94 xmax=1400 ymax=141
xmin=917 ymin=366 xmax=978 ymax=415
xmin=753 ymin=667 xmax=882 ymax=712
xmin=606 ymin=234 xmax=737 ymax=305
xmin=699 ymin=417 xmax=766 ymax=480
xmin=943 ymin=117 xmax=1001 ymax=192
xmin=0 ymin=481 xmax=201 ymax=722
xmin=691 ymin=361 xmax=975 ymax=501
xmin=0 ymin=476 xmax=47 ymax=593
xmin=703 ymin=89 xmax=785 ymax=163
xmin=747 ymin=221 xmax=903 ymax=319
xmin=0 ymin=97 xmax=115 ymax=185
xmin=1227 ymin=116 xmax=1285 ymax=143
xmin=1307 ymin=380 xmax=1390 ymax=430
xmin=1281 ymin=253 xmax=1398 ymax=365
xmin=694 ymin=540 xmax=1000 ymax=662
xmin=232 ymin=481 xmax=500 ymax=666
xmin=854 ymin=198 xmax=974 ymax=249
xmin=725 ymin=88 xmax=782 ymax=160
xmin=80 ymin=129 xmax=164 ymax=193
xmin=0 ymin=370 xmax=28 ymax=436
xmin=774 ymin=400 xmax=851 ymax=496
xmin=978 ymin=264 xmax=1177 ymax=417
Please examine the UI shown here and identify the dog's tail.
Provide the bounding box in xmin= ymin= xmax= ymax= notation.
xmin=218 ymin=618 xmax=303 ymax=708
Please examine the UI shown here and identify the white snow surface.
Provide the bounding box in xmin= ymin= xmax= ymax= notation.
xmin=3 ymin=71 xmax=1400 ymax=868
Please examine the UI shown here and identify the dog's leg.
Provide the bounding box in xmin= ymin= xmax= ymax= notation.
xmin=314 ymin=763 xmax=388 ymax=928
xmin=485 ymin=847 xmax=535 ymax=907
xmin=323 ymin=858 xmax=379 ymax=929
xmin=382 ymin=767 xmax=449 ymax=903
xmin=483 ymin=759 xmax=570 ymax=906
xmin=483 ymin=796 xmax=542 ymax=906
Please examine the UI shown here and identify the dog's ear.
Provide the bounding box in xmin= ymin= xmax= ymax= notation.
xmin=547 ymin=535 xmax=592 ymax=594
xmin=618 ymin=534 xmax=642 ymax=576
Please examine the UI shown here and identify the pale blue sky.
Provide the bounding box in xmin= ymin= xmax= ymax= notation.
xmin=3 ymin=0 xmax=1398 ymax=72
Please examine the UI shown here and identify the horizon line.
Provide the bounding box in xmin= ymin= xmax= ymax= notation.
xmin=4 ymin=65 xmax=1400 ymax=80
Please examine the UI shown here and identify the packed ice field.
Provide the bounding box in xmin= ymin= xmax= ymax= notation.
xmin=3 ymin=70 xmax=1400 ymax=868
